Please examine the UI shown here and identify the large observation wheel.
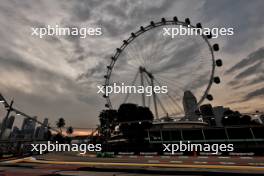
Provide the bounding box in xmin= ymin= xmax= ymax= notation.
xmin=103 ymin=17 xmax=222 ymax=119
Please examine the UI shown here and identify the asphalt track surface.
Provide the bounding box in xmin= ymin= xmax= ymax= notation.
xmin=0 ymin=152 xmax=264 ymax=175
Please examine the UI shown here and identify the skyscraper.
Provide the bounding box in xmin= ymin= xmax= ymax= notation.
xmin=21 ymin=116 xmax=37 ymax=139
xmin=6 ymin=115 xmax=15 ymax=129
xmin=36 ymin=118 xmax=49 ymax=140
xmin=0 ymin=115 xmax=15 ymax=140
xmin=182 ymin=90 xmax=199 ymax=121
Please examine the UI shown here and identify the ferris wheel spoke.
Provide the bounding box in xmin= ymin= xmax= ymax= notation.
xmin=146 ymin=36 xmax=164 ymax=66
xmin=155 ymin=80 xmax=183 ymax=99
xmin=154 ymin=75 xmax=185 ymax=92
xmin=123 ymin=70 xmax=140 ymax=103
xmin=156 ymin=95 xmax=168 ymax=117
xmin=147 ymin=36 xmax=169 ymax=68
xmin=158 ymin=93 xmax=178 ymax=116
xmin=147 ymin=94 xmax=151 ymax=109
xmin=153 ymin=78 xmax=184 ymax=114
xmin=129 ymin=42 xmax=146 ymax=67
xmin=126 ymin=48 xmax=143 ymax=67
xmin=140 ymin=29 xmax=167 ymax=69
xmin=142 ymin=73 xmax=168 ymax=117
xmin=155 ymin=78 xmax=183 ymax=97
xmin=157 ymin=72 xmax=203 ymax=87
xmin=121 ymin=52 xmax=142 ymax=70
xmin=125 ymin=43 xmax=143 ymax=67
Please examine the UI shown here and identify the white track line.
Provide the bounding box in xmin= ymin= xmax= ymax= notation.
xmin=248 ymin=163 xmax=264 ymax=166
xmin=2 ymin=157 xmax=34 ymax=164
xmin=161 ymin=156 xmax=171 ymax=159
xmin=144 ymin=156 xmax=154 ymax=158
xmin=194 ymin=161 xmax=208 ymax=164
xmin=170 ymin=160 xmax=183 ymax=163
xmin=218 ymin=156 xmax=230 ymax=159
xmin=198 ymin=156 xmax=208 ymax=159
xmin=240 ymin=157 xmax=253 ymax=159
xmin=219 ymin=162 xmax=235 ymax=165
xmin=129 ymin=156 xmax=137 ymax=158
xmin=148 ymin=160 xmax=160 ymax=163
xmin=178 ymin=156 xmax=189 ymax=159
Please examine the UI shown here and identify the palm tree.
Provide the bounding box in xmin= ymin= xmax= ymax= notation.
xmin=66 ymin=126 xmax=74 ymax=137
xmin=56 ymin=117 xmax=65 ymax=133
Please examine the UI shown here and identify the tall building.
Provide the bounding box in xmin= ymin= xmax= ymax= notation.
xmin=36 ymin=118 xmax=49 ymax=140
xmin=0 ymin=115 xmax=15 ymax=140
xmin=182 ymin=90 xmax=199 ymax=121
xmin=6 ymin=115 xmax=15 ymax=129
xmin=1 ymin=129 xmax=12 ymax=140
xmin=21 ymin=116 xmax=37 ymax=139
xmin=10 ymin=126 xmax=20 ymax=141
xmin=43 ymin=118 xmax=48 ymax=126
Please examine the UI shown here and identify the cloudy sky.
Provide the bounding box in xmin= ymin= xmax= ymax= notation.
xmin=0 ymin=0 xmax=263 ymax=129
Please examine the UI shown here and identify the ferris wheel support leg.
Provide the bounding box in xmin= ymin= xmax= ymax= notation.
xmin=151 ymin=78 xmax=159 ymax=119
xmin=140 ymin=68 xmax=146 ymax=107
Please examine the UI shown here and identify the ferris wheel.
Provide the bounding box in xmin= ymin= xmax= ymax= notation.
xmin=103 ymin=17 xmax=222 ymax=119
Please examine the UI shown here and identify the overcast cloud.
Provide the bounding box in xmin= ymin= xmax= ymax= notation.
xmin=0 ymin=0 xmax=263 ymax=128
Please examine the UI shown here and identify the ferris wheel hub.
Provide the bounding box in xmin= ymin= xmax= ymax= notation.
xmin=139 ymin=66 xmax=153 ymax=79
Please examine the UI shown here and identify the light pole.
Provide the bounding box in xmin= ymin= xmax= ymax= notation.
xmin=139 ymin=67 xmax=159 ymax=119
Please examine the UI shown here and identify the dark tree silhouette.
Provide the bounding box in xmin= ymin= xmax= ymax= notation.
xmin=117 ymin=103 xmax=154 ymax=122
xmin=222 ymin=110 xmax=241 ymax=126
xmin=99 ymin=109 xmax=118 ymax=138
xmin=137 ymin=106 xmax=154 ymax=121
xmin=66 ymin=126 xmax=74 ymax=136
xmin=117 ymin=103 xmax=154 ymax=142
xmin=240 ymin=115 xmax=251 ymax=125
xmin=56 ymin=117 xmax=65 ymax=133
xmin=53 ymin=133 xmax=64 ymax=143
xmin=221 ymin=110 xmax=258 ymax=126
xmin=44 ymin=130 xmax=52 ymax=140
xmin=117 ymin=103 xmax=138 ymax=122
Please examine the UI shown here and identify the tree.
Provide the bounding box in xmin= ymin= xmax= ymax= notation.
xmin=44 ymin=130 xmax=52 ymax=140
xmin=137 ymin=106 xmax=154 ymax=121
xmin=66 ymin=126 xmax=74 ymax=137
xmin=222 ymin=110 xmax=240 ymax=126
xmin=117 ymin=103 xmax=138 ymax=122
xmin=99 ymin=109 xmax=118 ymax=138
xmin=240 ymin=115 xmax=251 ymax=125
xmin=56 ymin=117 xmax=65 ymax=133
xmin=117 ymin=104 xmax=154 ymax=142
xmin=117 ymin=103 xmax=154 ymax=122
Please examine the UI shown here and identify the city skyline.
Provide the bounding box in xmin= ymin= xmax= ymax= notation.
xmin=0 ymin=0 xmax=263 ymax=128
